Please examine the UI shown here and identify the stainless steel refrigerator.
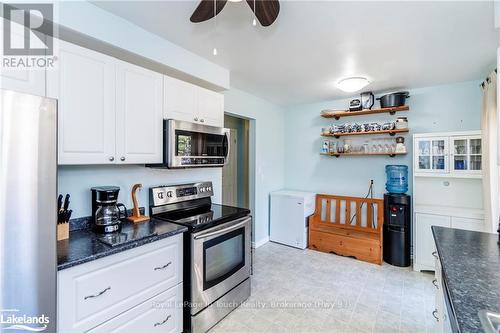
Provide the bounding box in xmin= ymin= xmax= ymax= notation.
xmin=0 ymin=89 xmax=57 ymax=332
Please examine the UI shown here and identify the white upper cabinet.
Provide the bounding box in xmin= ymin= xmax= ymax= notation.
xmin=449 ymin=135 xmax=482 ymax=175
xmin=0 ymin=19 xmax=45 ymax=96
xmin=50 ymin=41 xmax=164 ymax=165
xmin=47 ymin=41 xmax=116 ymax=165
xmin=164 ymin=75 xmax=224 ymax=127
xmin=414 ymin=131 xmax=482 ymax=178
xmin=115 ymin=61 xmax=163 ymax=164
xmin=414 ymin=137 xmax=449 ymax=173
xmin=163 ymin=75 xmax=197 ymax=123
xmin=197 ymin=86 xmax=224 ymax=127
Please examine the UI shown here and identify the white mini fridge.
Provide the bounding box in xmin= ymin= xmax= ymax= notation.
xmin=270 ymin=191 xmax=316 ymax=249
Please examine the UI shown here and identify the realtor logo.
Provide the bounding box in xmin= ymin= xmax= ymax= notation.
xmin=3 ymin=3 xmax=53 ymax=56
xmin=1 ymin=3 xmax=57 ymax=70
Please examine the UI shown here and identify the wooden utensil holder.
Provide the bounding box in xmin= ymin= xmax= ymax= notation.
xmin=127 ymin=183 xmax=150 ymax=223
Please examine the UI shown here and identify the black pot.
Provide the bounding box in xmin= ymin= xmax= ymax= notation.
xmin=377 ymin=91 xmax=410 ymax=108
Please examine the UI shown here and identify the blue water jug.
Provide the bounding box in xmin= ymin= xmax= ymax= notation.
xmin=385 ymin=165 xmax=408 ymax=194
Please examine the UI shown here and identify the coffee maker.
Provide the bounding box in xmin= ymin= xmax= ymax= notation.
xmin=91 ymin=186 xmax=127 ymax=233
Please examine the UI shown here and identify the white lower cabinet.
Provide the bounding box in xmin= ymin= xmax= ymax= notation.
xmin=414 ymin=211 xmax=484 ymax=271
xmin=415 ymin=213 xmax=451 ymax=271
xmin=88 ymin=284 xmax=182 ymax=333
xmin=57 ymin=234 xmax=183 ymax=333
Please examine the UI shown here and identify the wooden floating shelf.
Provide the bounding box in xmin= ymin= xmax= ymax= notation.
xmin=320 ymin=152 xmax=407 ymax=158
xmin=321 ymin=106 xmax=409 ymax=120
xmin=322 ymin=128 xmax=409 ymax=138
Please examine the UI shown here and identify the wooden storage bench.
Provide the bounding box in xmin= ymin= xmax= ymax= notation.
xmin=309 ymin=194 xmax=384 ymax=265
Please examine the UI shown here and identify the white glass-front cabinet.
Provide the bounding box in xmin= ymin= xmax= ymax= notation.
xmin=415 ymin=137 xmax=449 ymax=173
xmin=414 ymin=131 xmax=482 ymax=178
xmin=450 ymin=136 xmax=482 ymax=175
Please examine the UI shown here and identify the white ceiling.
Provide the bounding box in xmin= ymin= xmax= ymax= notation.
xmin=92 ymin=1 xmax=500 ymax=106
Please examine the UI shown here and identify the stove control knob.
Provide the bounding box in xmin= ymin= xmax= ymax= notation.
xmin=166 ymin=191 xmax=173 ymax=198
xmin=199 ymin=188 xmax=205 ymax=193
xmin=208 ymin=186 xmax=212 ymax=192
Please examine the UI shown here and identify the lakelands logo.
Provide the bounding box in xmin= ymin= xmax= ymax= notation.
xmin=0 ymin=309 xmax=49 ymax=331
xmin=2 ymin=3 xmax=57 ymax=70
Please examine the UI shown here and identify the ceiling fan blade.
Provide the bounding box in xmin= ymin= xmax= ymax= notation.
xmin=190 ymin=0 xmax=228 ymax=23
xmin=246 ymin=0 xmax=280 ymax=26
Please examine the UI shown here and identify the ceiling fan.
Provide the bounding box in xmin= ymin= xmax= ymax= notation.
xmin=190 ymin=0 xmax=280 ymax=27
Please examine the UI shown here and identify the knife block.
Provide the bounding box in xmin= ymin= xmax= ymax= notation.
xmin=57 ymin=223 xmax=69 ymax=241
xmin=127 ymin=184 xmax=150 ymax=223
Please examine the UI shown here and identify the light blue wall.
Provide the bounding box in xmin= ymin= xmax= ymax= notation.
xmin=224 ymin=89 xmax=286 ymax=246
xmin=284 ymin=80 xmax=482 ymax=198
xmin=58 ymin=166 xmax=222 ymax=219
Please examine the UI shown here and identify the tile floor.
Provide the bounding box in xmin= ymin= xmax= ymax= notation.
xmin=210 ymin=242 xmax=437 ymax=333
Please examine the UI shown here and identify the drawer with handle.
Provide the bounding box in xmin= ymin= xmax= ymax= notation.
xmin=58 ymin=234 xmax=182 ymax=332
xmin=88 ymin=283 xmax=183 ymax=333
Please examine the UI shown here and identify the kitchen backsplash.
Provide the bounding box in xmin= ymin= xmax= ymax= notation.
xmin=58 ymin=165 xmax=222 ymax=219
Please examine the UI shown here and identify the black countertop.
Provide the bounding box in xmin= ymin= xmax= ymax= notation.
xmin=57 ymin=218 xmax=187 ymax=270
xmin=432 ymin=226 xmax=500 ymax=333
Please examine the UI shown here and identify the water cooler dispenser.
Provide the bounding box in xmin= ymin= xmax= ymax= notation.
xmin=384 ymin=165 xmax=411 ymax=267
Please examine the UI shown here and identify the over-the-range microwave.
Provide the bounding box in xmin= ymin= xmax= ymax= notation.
xmin=148 ymin=119 xmax=230 ymax=169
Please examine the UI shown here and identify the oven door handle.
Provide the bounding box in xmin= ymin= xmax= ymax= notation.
xmin=193 ymin=218 xmax=249 ymax=240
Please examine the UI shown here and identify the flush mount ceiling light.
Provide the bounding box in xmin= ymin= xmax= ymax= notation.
xmin=336 ymin=77 xmax=371 ymax=93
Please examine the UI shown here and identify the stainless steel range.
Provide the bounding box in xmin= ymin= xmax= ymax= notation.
xmin=150 ymin=182 xmax=251 ymax=333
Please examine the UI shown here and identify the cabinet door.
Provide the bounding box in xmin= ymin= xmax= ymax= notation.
xmin=415 ymin=213 xmax=451 ymax=270
xmin=47 ymin=41 xmax=116 ymax=165
xmin=449 ymin=136 xmax=482 ymax=175
xmin=415 ymin=137 xmax=449 ymax=173
xmin=0 ymin=19 xmax=45 ymax=96
xmin=197 ymin=87 xmax=224 ymax=127
xmin=116 ymin=61 xmax=163 ymax=164
xmin=163 ymin=75 xmax=197 ymax=123
xmin=451 ymin=216 xmax=484 ymax=232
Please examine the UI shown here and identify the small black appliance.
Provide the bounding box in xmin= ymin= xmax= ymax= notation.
xmin=91 ymin=186 xmax=127 ymax=233
xmin=349 ymin=99 xmax=362 ymax=111
xmin=383 ymin=193 xmax=411 ymax=267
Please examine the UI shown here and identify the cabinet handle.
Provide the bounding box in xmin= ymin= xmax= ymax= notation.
xmin=154 ymin=262 xmax=172 ymax=271
xmin=109 ymin=156 xmax=115 ymax=162
xmin=120 ymin=156 xmax=126 ymax=161
xmin=194 ymin=117 xmax=199 ymax=122
xmin=200 ymin=119 xmax=205 ymax=123
xmin=432 ymin=251 xmax=438 ymax=259
xmin=432 ymin=309 xmax=439 ymax=322
xmin=154 ymin=315 xmax=171 ymax=327
xmin=432 ymin=279 xmax=439 ymax=289
xmin=84 ymin=287 xmax=111 ymax=300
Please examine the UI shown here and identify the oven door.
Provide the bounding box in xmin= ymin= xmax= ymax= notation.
xmin=167 ymin=119 xmax=229 ymax=168
xmin=191 ymin=216 xmax=251 ymax=314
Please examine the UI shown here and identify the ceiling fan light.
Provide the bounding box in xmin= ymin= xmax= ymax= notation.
xmin=336 ymin=77 xmax=370 ymax=93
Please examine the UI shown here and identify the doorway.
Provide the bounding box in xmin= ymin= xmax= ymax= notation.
xmin=222 ymin=114 xmax=250 ymax=208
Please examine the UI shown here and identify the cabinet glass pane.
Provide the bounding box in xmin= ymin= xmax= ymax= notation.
xmin=419 ymin=156 xmax=430 ymax=170
xmin=418 ymin=141 xmax=431 ymax=156
xmin=433 ymin=156 xmax=445 ymax=170
xmin=470 ymin=155 xmax=482 ymax=170
xmin=453 ymin=139 xmax=467 ymax=155
xmin=453 ymin=155 xmax=467 ymax=170
xmin=432 ymin=140 xmax=446 ymax=155
xmin=470 ymin=139 xmax=481 ymax=155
